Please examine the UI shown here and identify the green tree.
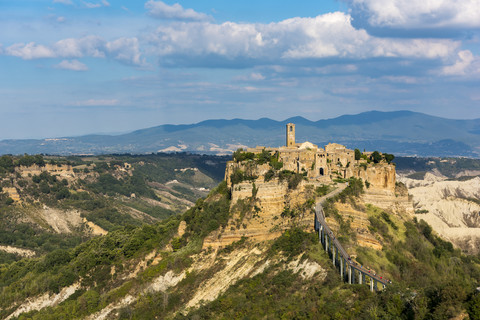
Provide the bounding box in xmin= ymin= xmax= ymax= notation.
xmin=467 ymin=293 xmax=480 ymax=320
xmin=354 ymin=149 xmax=361 ymax=160
xmin=371 ymin=151 xmax=382 ymax=163
xmin=0 ymin=155 xmax=14 ymax=173
xmin=384 ymin=153 xmax=395 ymax=164
xmin=256 ymin=149 xmax=271 ymax=164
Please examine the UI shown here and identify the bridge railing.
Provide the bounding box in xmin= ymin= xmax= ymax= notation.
xmin=314 ymin=192 xmax=389 ymax=291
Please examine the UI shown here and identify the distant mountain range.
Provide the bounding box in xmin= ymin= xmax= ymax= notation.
xmin=1 ymin=110 xmax=480 ymax=157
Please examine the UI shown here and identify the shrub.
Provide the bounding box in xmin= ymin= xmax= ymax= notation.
xmin=255 ymin=149 xmax=272 ymax=165
xmin=230 ymin=169 xmax=245 ymax=185
xmin=315 ymin=185 xmax=329 ymax=197
xmin=264 ymin=169 xmax=275 ymax=182
xmin=233 ymin=149 xmax=255 ymax=162
xmin=270 ymin=228 xmax=316 ymax=258
xmin=287 ymin=173 xmax=303 ymax=190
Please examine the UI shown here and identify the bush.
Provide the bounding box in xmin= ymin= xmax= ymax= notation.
xmin=230 ymin=169 xmax=257 ymax=185
xmin=287 ymin=173 xmax=303 ymax=190
xmin=184 ymin=185 xmax=231 ymax=237
xmin=255 ymin=149 xmax=272 ymax=165
xmin=233 ymin=149 xmax=255 ymax=162
xmin=270 ymin=228 xmax=316 ymax=258
xmin=264 ymin=169 xmax=275 ymax=182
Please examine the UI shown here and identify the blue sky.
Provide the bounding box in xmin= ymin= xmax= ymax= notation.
xmin=1 ymin=0 xmax=480 ymax=139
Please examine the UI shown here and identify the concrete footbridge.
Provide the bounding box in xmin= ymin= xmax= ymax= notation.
xmin=314 ymin=183 xmax=389 ymax=291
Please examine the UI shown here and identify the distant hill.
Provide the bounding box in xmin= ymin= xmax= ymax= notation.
xmin=1 ymin=110 xmax=480 ymax=157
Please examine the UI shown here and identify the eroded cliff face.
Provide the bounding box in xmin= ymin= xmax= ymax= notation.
xmin=353 ymin=163 xmax=396 ymax=193
xmin=398 ymin=174 xmax=480 ymax=254
xmin=203 ymin=179 xmax=315 ymax=249
xmin=215 ymin=158 xmax=399 ymax=251
xmin=328 ymin=202 xmax=383 ymax=251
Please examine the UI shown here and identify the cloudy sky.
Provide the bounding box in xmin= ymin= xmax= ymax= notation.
xmin=1 ymin=0 xmax=480 ymax=139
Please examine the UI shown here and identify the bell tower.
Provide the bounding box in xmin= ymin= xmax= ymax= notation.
xmin=286 ymin=123 xmax=295 ymax=147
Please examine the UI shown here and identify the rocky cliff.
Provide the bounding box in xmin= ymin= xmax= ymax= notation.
xmin=398 ymin=173 xmax=480 ymax=254
xmin=203 ymin=179 xmax=315 ymax=249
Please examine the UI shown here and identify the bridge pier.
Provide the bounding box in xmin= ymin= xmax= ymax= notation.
xmin=352 ymin=268 xmax=355 ymax=283
xmin=370 ymin=278 xmax=374 ymax=292
xmin=332 ymin=246 xmax=336 ymax=266
xmin=340 ymin=257 xmax=343 ymax=279
xmin=348 ymin=266 xmax=352 ymax=284
xmin=359 ymin=271 xmax=363 ymax=284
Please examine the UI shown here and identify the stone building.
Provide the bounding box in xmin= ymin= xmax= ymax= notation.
xmin=244 ymin=123 xmax=355 ymax=181
xmin=227 ymin=123 xmax=395 ymax=192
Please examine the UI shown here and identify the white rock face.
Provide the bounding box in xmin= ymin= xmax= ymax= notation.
xmin=6 ymin=283 xmax=80 ymax=320
xmin=398 ymin=174 xmax=480 ymax=253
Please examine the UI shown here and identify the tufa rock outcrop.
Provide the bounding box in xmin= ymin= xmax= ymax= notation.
xmin=203 ymin=123 xmax=399 ymax=249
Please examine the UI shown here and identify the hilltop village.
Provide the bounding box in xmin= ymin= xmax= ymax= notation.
xmin=226 ymin=123 xmax=395 ymax=188
xmin=204 ymin=123 xmax=404 ymax=249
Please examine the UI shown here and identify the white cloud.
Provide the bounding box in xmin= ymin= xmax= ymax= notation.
xmin=83 ymin=1 xmax=109 ymax=8
xmin=84 ymin=2 xmax=101 ymax=8
xmin=4 ymin=36 xmax=143 ymax=65
xmin=441 ymin=50 xmax=480 ymax=76
xmin=346 ymin=0 xmax=480 ymax=29
xmin=381 ymin=76 xmax=421 ymax=84
xmin=250 ymin=73 xmax=265 ymax=80
xmin=57 ymin=16 xmax=66 ymax=23
xmin=53 ymin=0 xmax=73 ymax=5
xmin=106 ymin=37 xmax=143 ymax=65
xmin=74 ymin=99 xmax=118 ymax=106
xmin=5 ymin=42 xmax=55 ymax=59
xmin=305 ymin=64 xmax=358 ymax=75
xmin=235 ymin=72 xmax=266 ymax=81
xmin=55 ymin=59 xmax=88 ymax=71
xmin=145 ymin=0 xmax=212 ymax=21
xmin=148 ymin=12 xmax=459 ymax=64
xmin=53 ymin=36 xmax=106 ymax=58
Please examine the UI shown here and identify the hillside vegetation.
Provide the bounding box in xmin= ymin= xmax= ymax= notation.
xmin=0 ymin=175 xmax=478 ymax=319
xmin=0 ymin=153 xmax=228 ymax=264
xmin=1 ymin=153 xmax=480 ymax=319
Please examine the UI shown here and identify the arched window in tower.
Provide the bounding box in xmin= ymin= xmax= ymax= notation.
xmin=319 ymin=168 xmax=324 ymax=176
